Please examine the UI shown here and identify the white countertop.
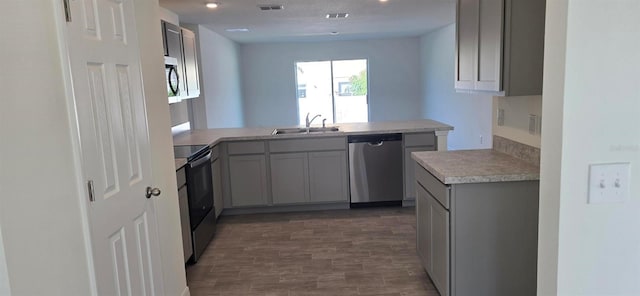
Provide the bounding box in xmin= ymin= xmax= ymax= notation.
xmin=174 ymin=158 xmax=187 ymax=171
xmin=173 ymin=119 xmax=453 ymax=147
xmin=411 ymin=149 xmax=540 ymax=184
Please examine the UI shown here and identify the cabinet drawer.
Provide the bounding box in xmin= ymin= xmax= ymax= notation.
xmin=227 ymin=141 xmax=265 ymax=155
xmin=415 ymin=165 xmax=449 ymax=209
xmin=176 ymin=167 xmax=186 ymax=187
xmin=269 ymin=137 xmax=346 ymax=153
xmin=404 ymin=133 xmax=436 ymax=147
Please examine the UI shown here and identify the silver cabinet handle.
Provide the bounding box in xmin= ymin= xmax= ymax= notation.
xmin=146 ymin=187 xmax=162 ymax=199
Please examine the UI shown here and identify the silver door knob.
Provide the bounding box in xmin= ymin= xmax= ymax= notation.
xmin=146 ymin=187 xmax=161 ymax=199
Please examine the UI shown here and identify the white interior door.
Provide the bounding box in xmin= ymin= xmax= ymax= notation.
xmin=65 ymin=0 xmax=162 ymax=295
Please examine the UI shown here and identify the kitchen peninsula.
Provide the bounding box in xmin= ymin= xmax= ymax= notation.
xmin=411 ymin=146 xmax=540 ymax=296
xmin=173 ymin=119 xmax=453 ymax=215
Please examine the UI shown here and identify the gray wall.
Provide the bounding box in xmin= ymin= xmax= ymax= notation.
xmin=239 ymin=37 xmax=423 ymax=127
xmin=420 ymin=24 xmax=493 ymax=150
xmin=188 ymin=25 xmax=244 ymax=128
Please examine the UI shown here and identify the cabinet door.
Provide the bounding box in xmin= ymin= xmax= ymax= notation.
xmin=163 ymin=22 xmax=185 ymax=95
xmin=429 ymin=192 xmax=450 ymax=296
xmin=181 ymin=28 xmax=200 ymax=98
xmin=416 ymin=184 xmax=432 ymax=273
xmin=455 ymin=0 xmax=478 ymax=90
xmin=212 ymin=158 xmax=224 ymax=218
xmin=161 ymin=21 xmax=169 ymax=56
xmin=270 ymin=153 xmax=309 ymax=205
xmin=308 ymin=151 xmax=348 ymax=203
xmin=177 ymin=186 xmax=193 ymax=263
xmin=475 ymin=0 xmax=504 ymax=91
xmin=229 ymin=155 xmax=268 ymax=207
xmin=404 ymin=146 xmax=435 ymax=201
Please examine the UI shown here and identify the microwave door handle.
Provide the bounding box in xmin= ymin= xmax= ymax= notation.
xmin=190 ymin=151 xmax=212 ymax=168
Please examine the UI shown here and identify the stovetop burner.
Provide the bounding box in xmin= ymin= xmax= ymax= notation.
xmin=173 ymin=145 xmax=209 ymax=161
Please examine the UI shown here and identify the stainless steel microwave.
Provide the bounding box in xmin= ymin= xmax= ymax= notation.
xmin=165 ymin=56 xmax=181 ymax=103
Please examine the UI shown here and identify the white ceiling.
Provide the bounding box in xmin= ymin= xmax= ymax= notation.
xmin=159 ymin=0 xmax=456 ymax=43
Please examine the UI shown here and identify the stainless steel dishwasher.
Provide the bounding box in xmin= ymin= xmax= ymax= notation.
xmin=348 ymin=133 xmax=403 ymax=206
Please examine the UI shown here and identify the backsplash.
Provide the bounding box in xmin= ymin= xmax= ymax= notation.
xmin=492 ymin=96 xmax=542 ymax=148
xmin=493 ymin=135 xmax=540 ymax=165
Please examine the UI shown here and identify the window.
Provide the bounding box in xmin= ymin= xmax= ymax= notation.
xmin=295 ymin=59 xmax=368 ymax=125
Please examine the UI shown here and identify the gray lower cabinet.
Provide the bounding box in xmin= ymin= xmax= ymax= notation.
xmin=415 ymin=164 xmax=538 ymax=296
xmin=403 ymin=132 xmax=436 ymax=202
xmin=269 ymin=151 xmax=347 ymax=205
xmin=404 ymin=146 xmax=435 ymax=201
xmin=308 ymin=151 xmax=348 ymax=203
xmin=416 ymin=184 xmax=449 ymax=296
xmin=270 ymin=153 xmax=310 ymax=205
xmin=228 ymin=155 xmax=268 ymax=207
xmin=211 ymin=157 xmax=223 ymax=217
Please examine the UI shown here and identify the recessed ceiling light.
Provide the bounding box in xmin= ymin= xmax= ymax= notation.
xmin=205 ymin=2 xmax=219 ymax=9
xmin=379 ymin=0 xmax=388 ymax=2
xmin=326 ymin=13 xmax=349 ymax=19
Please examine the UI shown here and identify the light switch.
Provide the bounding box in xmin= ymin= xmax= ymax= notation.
xmin=588 ymin=163 xmax=631 ymax=204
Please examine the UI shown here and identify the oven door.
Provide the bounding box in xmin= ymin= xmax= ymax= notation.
xmin=185 ymin=150 xmax=214 ymax=229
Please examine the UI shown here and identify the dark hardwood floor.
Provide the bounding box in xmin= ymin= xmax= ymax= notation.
xmin=186 ymin=207 xmax=439 ymax=296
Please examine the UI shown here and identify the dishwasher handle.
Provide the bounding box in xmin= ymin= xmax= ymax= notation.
xmin=367 ymin=141 xmax=384 ymax=147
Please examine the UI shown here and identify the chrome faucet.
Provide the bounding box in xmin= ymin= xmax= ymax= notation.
xmin=305 ymin=112 xmax=322 ymax=128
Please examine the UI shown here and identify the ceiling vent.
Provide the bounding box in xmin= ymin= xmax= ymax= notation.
xmin=258 ymin=4 xmax=284 ymax=11
xmin=326 ymin=13 xmax=349 ymax=19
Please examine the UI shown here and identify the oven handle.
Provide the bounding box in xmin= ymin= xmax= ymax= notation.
xmin=190 ymin=151 xmax=212 ymax=168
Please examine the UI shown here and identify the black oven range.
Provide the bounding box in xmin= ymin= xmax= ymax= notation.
xmin=174 ymin=144 xmax=216 ymax=263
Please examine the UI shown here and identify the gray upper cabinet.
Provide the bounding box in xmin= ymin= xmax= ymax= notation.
xmin=455 ymin=0 xmax=546 ymax=96
xmin=180 ymin=28 xmax=200 ymax=98
xmin=161 ymin=21 xmax=200 ymax=100
xmin=228 ymin=155 xmax=268 ymax=207
xmin=270 ymin=153 xmax=310 ymax=205
xmin=162 ymin=21 xmax=182 ymax=59
xmin=308 ymin=151 xmax=348 ymax=203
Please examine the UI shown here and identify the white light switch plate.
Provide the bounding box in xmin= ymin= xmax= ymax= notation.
xmin=588 ymin=163 xmax=631 ymax=204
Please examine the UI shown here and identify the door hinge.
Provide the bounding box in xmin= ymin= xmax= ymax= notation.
xmin=87 ymin=180 xmax=95 ymax=202
xmin=63 ymin=0 xmax=72 ymax=22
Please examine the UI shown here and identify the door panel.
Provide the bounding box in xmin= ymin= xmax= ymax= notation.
xmin=476 ymin=0 xmax=504 ymax=91
xmin=115 ymin=65 xmax=143 ymax=183
xmin=430 ymin=192 xmax=450 ymax=296
xmin=67 ymin=0 xmax=162 ymax=294
xmin=229 ymin=155 xmax=268 ymax=207
xmin=270 ymin=153 xmax=309 ymax=204
xmin=308 ymin=151 xmax=348 ymax=202
xmin=455 ymin=0 xmax=478 ymax=90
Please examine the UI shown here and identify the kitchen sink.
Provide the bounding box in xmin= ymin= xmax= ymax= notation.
xmin=271 ymin=127 xmax=340 ymax=135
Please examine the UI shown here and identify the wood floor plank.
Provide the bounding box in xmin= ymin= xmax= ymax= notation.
xmin=186 ymin=207 xmax=439 ymax=296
